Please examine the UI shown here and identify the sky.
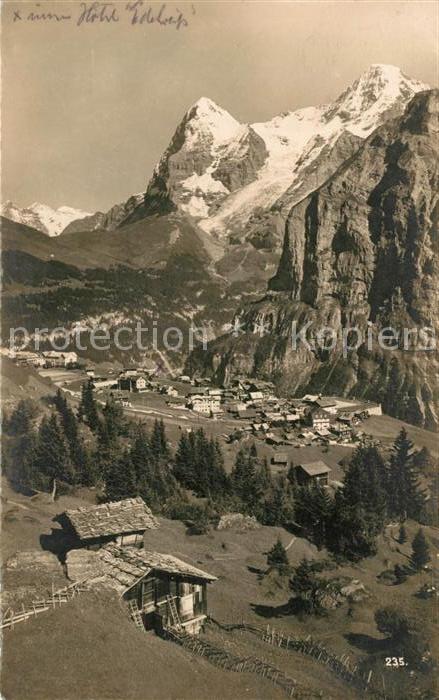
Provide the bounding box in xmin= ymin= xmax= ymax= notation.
xmin=2 ymin=0 xmax=438 ymax=212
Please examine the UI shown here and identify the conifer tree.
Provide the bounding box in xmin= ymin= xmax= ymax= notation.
xmin=343 ymin=445 xmax=388 ymax=532
xmin=413 ymin=447 xmax=434 ymax=475
xmin=150 ymin=419 xmax=170 ymax=462
xmin=9 ymin=430 xmax=39 ymax=488
xmin=257 ymin=456 xmax=273 ymax=491
xmin=267 ymin=538 xmax=290 ymax=574
xmin=104 ymin=451 xmax=137 ymax=502
xmin=293 ymin=483 xmax=332 ymax=548
xmin=388 ymin=428 xmax=425 ymax=521
xmin=174 ymin=428 xmax=230 ymax=500
xmin=327 ymin=490 xmax=378 ymax=560
xmin=398 ymin=524 xmax=408 ymax=544
xmin=34 ymin=414 xmax=76 ymax=486
xmin=206 ymin=437 xmax=231 ymax=498
xmin=262 ymin=476 xmax=294 ymax=526
xmin=6 ymin=399 xmax=38 ymax=436
xmin=231 ymin=444 xmax=262 ymax=514
xmin=411 ymin=529 xmax=431 ymax=570
xmin=174 ymin=431 xmax=197 ymax=490
xmin=78 ymin=380 xmax=100 ymax=432
xmin=290 ymin=559 xmax=331 ymax=615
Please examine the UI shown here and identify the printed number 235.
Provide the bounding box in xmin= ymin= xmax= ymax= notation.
xmin=385 ymin=657 xmax=406 ymax=667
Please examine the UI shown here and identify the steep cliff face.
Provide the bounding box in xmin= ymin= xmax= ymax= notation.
xmin=188 ymin=90 xmax=439 ymax=429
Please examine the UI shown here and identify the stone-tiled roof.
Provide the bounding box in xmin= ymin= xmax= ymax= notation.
xmin=298 ymin=461 xmax=331 ymax=476
xmin=65 ymin=497 xmax=159 ymax=541
xmin=98 ymin=543 xmax=217 ymax=593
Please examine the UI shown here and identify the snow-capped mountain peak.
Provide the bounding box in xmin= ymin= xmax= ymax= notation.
xmin=128 ymin=64 xmax=430 ymax=233
xmin=0 ymin=201 xmax=92 ymax=236
xmin=325 ymin=63 xmax=429 ymax=135
xmin=182 ymin=96 xmax=241 ymax=151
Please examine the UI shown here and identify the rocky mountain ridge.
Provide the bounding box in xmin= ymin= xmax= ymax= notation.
xmin=187 ymin=89 xmax=439 ymax=430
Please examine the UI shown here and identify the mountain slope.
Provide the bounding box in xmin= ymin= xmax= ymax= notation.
xmin=1 ymin=202 xmax=91 ymax=237
xmin=187 ymin=90 xmax=439 ymax=430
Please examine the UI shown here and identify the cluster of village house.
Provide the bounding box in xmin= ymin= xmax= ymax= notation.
xmin=5 ymin=349 xmax=79 ymax=368
xmin=61 ymin=497 xmax=216 ymax=636
xmin=106 ymin=369 xmax=382 ymax=447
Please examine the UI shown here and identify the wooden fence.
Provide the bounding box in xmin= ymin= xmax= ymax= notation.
xmin=207 ymin=618 xmax=376 ymax=695
xmin=1 ymin=579 xmax=90 ymax=631
xmin=162 ymin=627 xmax=320 ymax=699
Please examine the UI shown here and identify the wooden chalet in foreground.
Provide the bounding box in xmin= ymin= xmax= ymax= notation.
xmin=64 ymin=497 xmax=159 ymax=550
xmin=98 ymin=543 xmax=217 ymax=635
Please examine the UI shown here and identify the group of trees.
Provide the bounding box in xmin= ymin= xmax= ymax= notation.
xmin=3 ymin=385 xmax=179 ymax=509
xmin=174 ymin=429 xmax=230 ymax=499
xmin=291 ymin=430 xmax=428 ymax=561
xmin=104 ymin=420 xmax=179 ymax=508
xmin=3 ymin=395 xmax=92 ymax=491
xmin=172 ymin=437 xmax=295 ymax=526
xmin=231 ymin=444 xmax=295 ymax=525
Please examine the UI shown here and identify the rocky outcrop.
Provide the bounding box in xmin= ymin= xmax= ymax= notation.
xmin=62 ymin=194 xmax=145 ymax=234
xmin=212 ymin=126 xmax=268 ymax=192
xmin=188 ymin=91 xmax=439 ymax=430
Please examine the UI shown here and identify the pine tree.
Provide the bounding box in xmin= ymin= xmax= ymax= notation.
xmin=413 ymin=447 xmax=434 ymax=475
xmin=343 ymin=445 xmax=388 ymax=532
xmin=130 ymin=424 xmax=152 ymax=482
xmin=193 ymin=428 xmax=212 ymax=496
xmin=102 ymin=398 xmax=126 ymax=441
xmin=174 ymin=431 xmax=197 ymax=490
xmin=74 ymin=441 xmax=97 ymax=487
xmin=78 ymin=380 xmax=100 ymax=432
xmin=9 ymin=430 xmax=39 ymax=488
xmin=290 ymin=559 xmax=331 ymax=615
xmin=257 ymin=457 xmax=273 ymax=491
xmin=327 ymin=490 xmax=378 ymax=560
xmin=6 ymin=399 xmax=38 ymax=436
xmin=104 ymin=451 xmax=137 ymax=502
xmin=293 ymin=484 xmax=332 ymax=548
xmin=262 ymin=476 xmax=294 ymax=526
xmin=150 ymin=419 xmax=170 ymax=463
xmin=231 ymin=444 xmax=263 ymax=514
xmin=411 ymin=529 xmax=431 ymax=570
xmin=267 ymin=538 xmax=290 ymax=574
xmin=398 ymin=524 xmax=408 ymax=544
xmin=394 ymin=563 xmax=407 ymax=584
xmin=388 ymin=428 xmax=425 ymax=521
xmin=207 ymin=437 xmax=231 ymax=498
xmin=34 ymin=414 xmax=76 ymax=486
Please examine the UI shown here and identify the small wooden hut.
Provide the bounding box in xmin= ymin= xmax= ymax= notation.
xmin=98 ymin=543 xmax=217 ymax=635
xmin=64 ymin=497 xmax=159 ymax=550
